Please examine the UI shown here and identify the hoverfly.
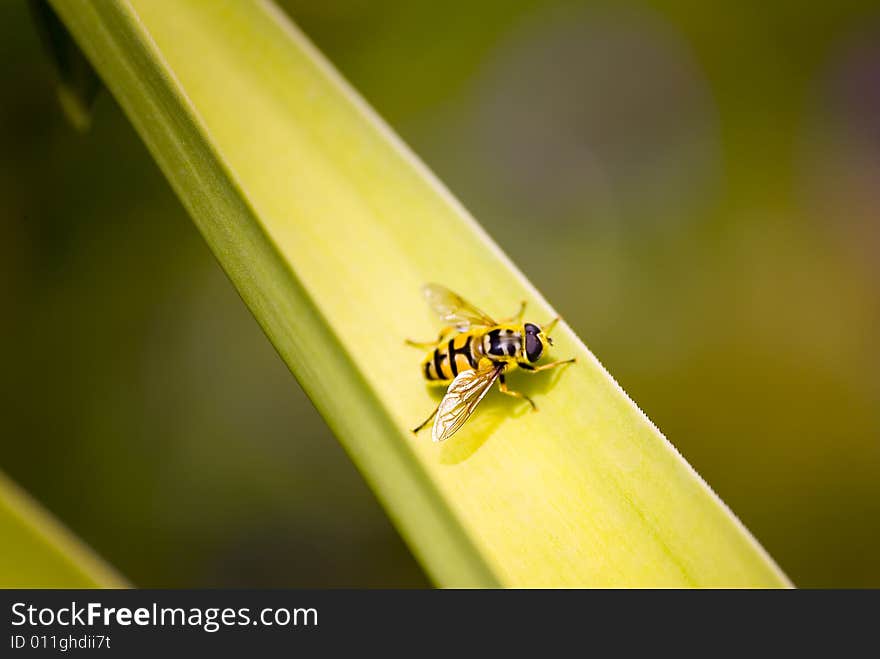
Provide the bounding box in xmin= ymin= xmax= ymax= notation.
xmin=407 ymin=283 xmax=575 ymax=442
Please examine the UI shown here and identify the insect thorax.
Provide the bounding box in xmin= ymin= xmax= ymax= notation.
xmin=482 ymin=326 xmax=523 ymax=360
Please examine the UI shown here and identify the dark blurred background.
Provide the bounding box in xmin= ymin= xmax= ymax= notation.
xmin=1 ymin=0 xmax=878 ymax=587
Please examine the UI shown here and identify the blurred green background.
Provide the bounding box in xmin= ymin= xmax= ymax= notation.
xmin=1 ymin=0 xmax=878 ymax=587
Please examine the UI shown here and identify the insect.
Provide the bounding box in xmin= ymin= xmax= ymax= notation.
xmin=407 ymin=283 xmax=576 ymax=442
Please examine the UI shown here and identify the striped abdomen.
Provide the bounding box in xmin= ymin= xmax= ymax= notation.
xmin=422 ymin=332 xmax=482 ymax=383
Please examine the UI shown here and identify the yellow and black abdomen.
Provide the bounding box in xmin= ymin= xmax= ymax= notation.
xmin=422 ymin=331 xmax=483 ymax=384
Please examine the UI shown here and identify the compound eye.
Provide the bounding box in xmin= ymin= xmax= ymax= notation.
xmin=524 ymin=323 xmax=540 ymax=335
xmin=525 ymin=332 xmax=543 ymax=362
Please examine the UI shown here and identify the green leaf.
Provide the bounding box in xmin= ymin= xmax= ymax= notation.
xmin=0 ymin=471 xmax=126 ymax=587
xmin=29 ymin=0 xmax=102 ymax=131
xmin=48 ymin=0 xmax=791 ymax=587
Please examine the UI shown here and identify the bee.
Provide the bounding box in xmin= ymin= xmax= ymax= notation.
xmin=407 ymin=283 xmax=576 ymax=442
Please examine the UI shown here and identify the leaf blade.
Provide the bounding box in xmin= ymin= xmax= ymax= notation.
xmin=0 ymin=471 xmax=126 ymax=588
xmin=48 ymin=0 xmax=790 ymax=587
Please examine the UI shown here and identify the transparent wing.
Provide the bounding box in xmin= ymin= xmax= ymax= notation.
xmin=423 ymin=283 xmax=496 ymax=331
xmin=432 ymin=362 xmax=504 ymax=442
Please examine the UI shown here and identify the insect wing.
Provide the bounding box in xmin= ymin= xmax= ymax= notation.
xmin=432 ymin=363 xmax=504 ymax=442
xmin=423 ymin=283 xmax=496 ymax=331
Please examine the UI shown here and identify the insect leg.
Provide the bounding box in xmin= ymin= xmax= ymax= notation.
xmin=499 ymin=300 xmax=527 ymax=324
xmin=543 ymin=317 xmax=561 ymax=336
xmin=498 ymin=373 xmax=537 ymax=411
xmin=412 ymin=404 xmax=440 ymax=434
xmin=405 ymin=339 xmax=437 ymax=349
xmin=405 ymin=325 xmax=457 ymax=348
xmin=520 ymin=358 xmax=576 ymax=373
